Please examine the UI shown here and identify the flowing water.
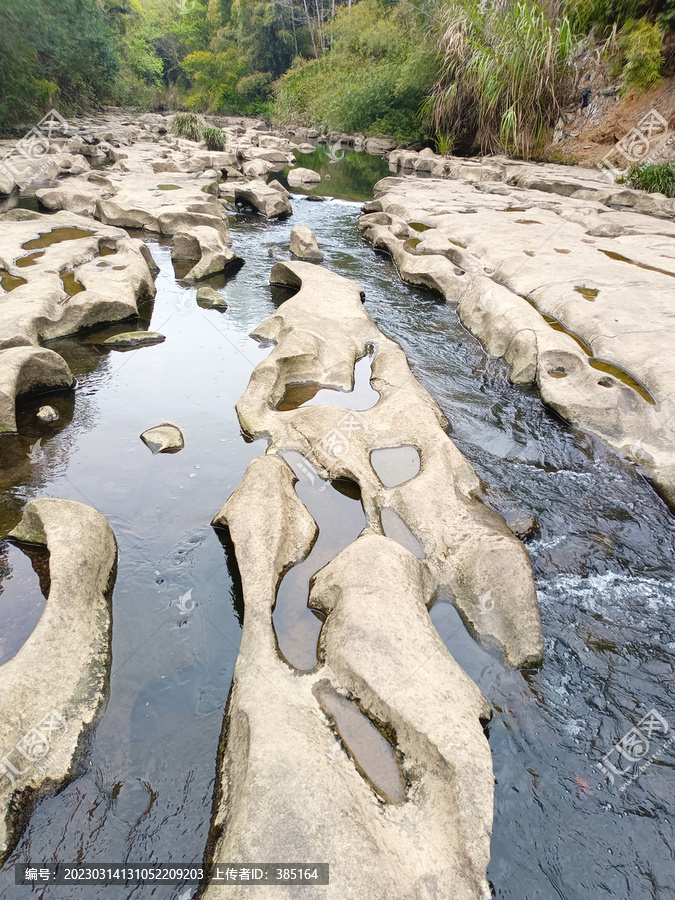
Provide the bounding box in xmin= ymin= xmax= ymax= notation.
xmin=0 ymin=145 xmax=674 ymax=899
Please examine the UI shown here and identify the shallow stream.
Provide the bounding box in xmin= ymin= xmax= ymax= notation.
xmin=0 ymin=145 xmax=673 ymax=899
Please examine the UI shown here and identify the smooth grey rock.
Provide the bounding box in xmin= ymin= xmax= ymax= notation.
xmin=361 ymin=176 xmax=675 ymax=508
xmin=0 ymin=211 xmax=157 ymax=352
xmin=140 ymin=423 xmax=184 ymax=453
xmin=0 ymin=498 xmax=116 ymax=864
xmin=0 ymin=169 xmax=17 ymax=197
xmin=171 ymin=226 xmax=237 ymax=281
xmin=289 ymin=225 xmax=323 ymax=262
xmin=208 ymin=456 xmax=493 ymax=899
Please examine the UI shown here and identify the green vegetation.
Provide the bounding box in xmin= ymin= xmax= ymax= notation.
xmin=624 ymin=161 xmax=675 ymax=196
xmin=275 ymin=0 xmax=438 ymax=143
xmin=171 ymin=111 xmax=205 ymax=140
xmin=202 ymin=123 xmax=227 ymax=149
xmin=427 ymin=0 xmax=578 ymax=155
xmin=0 ymin=0 xmax=673 ymax=157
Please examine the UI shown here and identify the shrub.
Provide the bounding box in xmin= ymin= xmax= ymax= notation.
xmin=274 ymin=0 xmax=437 ymax=144
xmin=625 ymin=162 xmax=675 ymax=196
xmin=428 ymin=0 xmax=579 ymax=157
xmin=201 ymin=124 xmax=226 ymax=150
xmin=615 ymin=19 xmax=664 ymax=92
xmin=171 ymin=111 xmax=204 ymax=141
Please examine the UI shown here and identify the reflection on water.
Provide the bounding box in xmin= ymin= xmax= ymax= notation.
xmin=0 ymin=145 xmax=673 ymax=900
xmin=273 ymin=450 xmax=365 ymax=671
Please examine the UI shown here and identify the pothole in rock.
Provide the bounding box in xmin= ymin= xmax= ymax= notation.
xmin=0 ymin=541 xmax=49 ymax=663
xmin=61 ymin=271 xmax=86 ymax=298
xmin=277 ymin=349 xmax=379 ymax=412
xmin=0 ymin=269 xmax=27 ymax=291
xmin=16 ymin=251 xmax=44 ymax=268
xmin=599 ymin=248 xmax=675 ymax=279
xmin=22 ymin=226 xmax=95 ymax=250
xmin=380 ymin=508 xmax=425 ymax=558
xmin=574 ymin=286 xmax=599 ymax=301
xmin=554 ymin=249 xmax=571 ymax=254
xmin=112 ymin=777 xmax=156 ymax=826
xmin=316 ymin=683 xmax=405 ymax=803
xmin=273 ymin=450 xmax=366 ymax=671
xmin=514 ymin=220 xmax=543 ymax=225
xmin=409 ymin=222 xmax=433 ymax=232
xmin=156 ymin=184 xmax=182 ymax=191
xmin=589 ymin=358 xmax=655 ymax=404
xmin=370 ymin=445 xmax=421 ymax=488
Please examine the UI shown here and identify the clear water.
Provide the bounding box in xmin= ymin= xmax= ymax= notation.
xmin=1 ymin=146 xmax=674 ymax=899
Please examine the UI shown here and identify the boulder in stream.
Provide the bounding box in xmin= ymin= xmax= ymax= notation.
xmin=289 ymin=225 xmax=323 ymax=262
xmin=171 ymin=226 xmax=237 ymax=281
xmin=140 ymin=423 xmax=184 ymax=453
xmin=287 ymin=166 xmax=322 ymax=186
xmin=234 ymin=180 xmax=292 ymax=218
xmin=196 ymin=286 xmax=228 ymax=309
xmin=36 ymin=405 xmax=59 ymax=422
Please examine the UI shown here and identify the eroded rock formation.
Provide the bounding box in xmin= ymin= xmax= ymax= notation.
xmin=206 ymin=262 xmax=543 ymax=898
xmin=0 ymin=499 xmax=117 ymax=865
xmin=360 ymin=174 xmax=675 ymax=509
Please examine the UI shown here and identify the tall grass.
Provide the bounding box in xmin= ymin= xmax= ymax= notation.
xmin=171 ymin=112 xmax=204 ymax=142
xmin=427 ymin=0 xmax=580 ymax=157
xmin=201 ymin=125 xmax=226 ymax=150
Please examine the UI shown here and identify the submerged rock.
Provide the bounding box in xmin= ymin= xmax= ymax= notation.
xmin=100 ymin=331 xmax=165 ymax=349
xmin=140 ymin=423 xmax=184 ymax=453
xmin=36 ymin=405 xmax=59 ymax=422
xmin=289 ymin=225 xmax=323 ymax=262
xmin=0 ymin=499 xmax=116 ymax=865
xmin=196 ymin=286 xmax=228 ymax=309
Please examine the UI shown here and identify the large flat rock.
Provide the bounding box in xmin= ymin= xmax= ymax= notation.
xmin=361 ymin=175 xmax=675 ymax=509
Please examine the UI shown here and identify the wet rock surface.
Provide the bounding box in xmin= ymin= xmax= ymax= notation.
xmin=205 ymin=261 xmax=544 ymax=899
xmin=289 ymin=224 xmax=323 ymax=261
xmin=0 ymin=499 xmax=116 ymax=865
xmin=140 ymin=423 xmax=184 ymax=453
xmin=361 ymin=170 xmax=675 ymax=508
